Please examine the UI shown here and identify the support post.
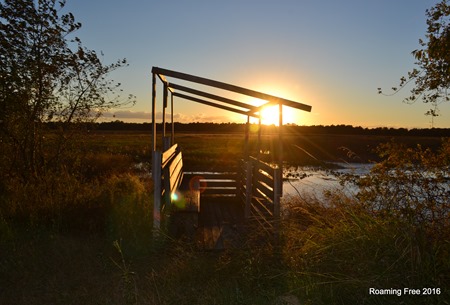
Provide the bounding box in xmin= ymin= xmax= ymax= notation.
xmin=245 ymin=160 xmax=253 ymax=219
xmin=244 ymin=115 xmax=250 ymax=160
xmin=162 ymin=83 xmax=168 ymax=143
xmin=273 ymin=167 xmax=281 ymax=219
xmin=273 ymin=166 xmax=281 ymax=240
xmin=153 ymin=151 xmax=162 ymax=230
xmin=171 ymin=92 xmax=175 ymax=146
xmin=278 ymin=103 xmax=283 ymax=197
xmin=257 ymin=113 xmax=262 ymax=161
xmin=151 ymin=73 xmax=156 ymax=153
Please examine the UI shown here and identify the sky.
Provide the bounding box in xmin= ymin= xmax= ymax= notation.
xmin=64 ymin=0 xmax=447 ymax=128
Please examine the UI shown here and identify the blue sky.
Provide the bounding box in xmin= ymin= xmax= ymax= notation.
xmin=65 ymin=0 xmax=446 ymax=128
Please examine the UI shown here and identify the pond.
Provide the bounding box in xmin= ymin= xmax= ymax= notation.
xmin=282 ymin=163 xmax=373 ymax=200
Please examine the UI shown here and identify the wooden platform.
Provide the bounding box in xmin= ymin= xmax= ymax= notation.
xmin=199 ymin=196 xmax=245 ymax=250
xmin=169 ymin=173 xmax=246 ymax=250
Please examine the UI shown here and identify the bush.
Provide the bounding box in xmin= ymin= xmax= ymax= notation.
xmin=346 ymin=138 xmax=450 ymax=230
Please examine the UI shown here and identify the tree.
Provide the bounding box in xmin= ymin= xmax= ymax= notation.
xmin=0 ymin=0 xmax=135 ymax=180
xmin=379 ymin=0 xmax=450 ymax=126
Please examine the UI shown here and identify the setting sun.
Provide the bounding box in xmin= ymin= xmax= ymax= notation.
xmin=253 ymin=105 xmax=298 ymax=126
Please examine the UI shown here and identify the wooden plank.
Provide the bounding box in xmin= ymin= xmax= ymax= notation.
xmin=200 ymin=180 xmax=236 ymax=188
xmin=254 ymin=187 xmax=274 ymax=205
xmin=170 ymin=170 xmax=184 ymax=194
xmin=201 ymin=188 xmax=237 ymax=195
xmin=250 ymin=204 xmax=274 ymax=229
xmin=250 ymin=156 xmax=275 ymax=175
xmin=169 ymin=153 xmax=183 ymax=191
xmin=173 ymin=92 xmax=258 ymax=117
xmin=162 ymin=144 xmax=178 ymax=168
xmin=255 ymin=97 xmax=312 ymax=112
xmin=168 ymin=151 xmax=182 ymax=176
xmin=255 ymin=169 xmax=274 ymax=187
xmin=170 ymin=83 xmax=259 ymax=114
xmin=152 ymin=67 xmax=312 ymax=112
xmin=254 ymin=180 xmax=274 ymax=200
xmin=198 ymin=172 xmax=237 ymax=180
xmin=252 ymin=197 xmax=274 ymax=217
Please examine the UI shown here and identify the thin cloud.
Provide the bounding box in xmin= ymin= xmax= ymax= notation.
xmin=102 ymin=110 xmax=231 ymax=123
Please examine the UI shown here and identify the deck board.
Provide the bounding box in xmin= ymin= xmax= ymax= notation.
xmin=199 ymin=196 xmax=245 ymax=250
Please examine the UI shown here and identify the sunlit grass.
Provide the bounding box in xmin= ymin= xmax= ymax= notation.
xmin=0 ymin=131 xmax=448 ymax=304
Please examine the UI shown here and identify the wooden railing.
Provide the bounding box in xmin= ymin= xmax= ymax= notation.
xmin=153 ymin=143 xmax=184 ymax=229
xmin=153 ymin=148 xmax=281 ymax=231
xmin=238 ymin=157 xmax=281 ymax=229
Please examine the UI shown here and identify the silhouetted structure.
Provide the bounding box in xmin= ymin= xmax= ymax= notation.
xmin=151 ymin=67 xmax=312 ymax=248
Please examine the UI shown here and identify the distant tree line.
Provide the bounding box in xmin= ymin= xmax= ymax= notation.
xmin=48 ymin=120 xmax=450 ymax=137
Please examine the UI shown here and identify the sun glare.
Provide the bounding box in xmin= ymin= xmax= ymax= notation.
xmin=256 ymin=105 xmax=297 ymax=126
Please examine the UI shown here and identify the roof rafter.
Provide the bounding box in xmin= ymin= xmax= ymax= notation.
xmin=152 ymin=66 xmax=312 ymax=113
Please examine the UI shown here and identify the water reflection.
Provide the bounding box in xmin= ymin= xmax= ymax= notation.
xmin=282 ymin=163 xmax=373 ymax=200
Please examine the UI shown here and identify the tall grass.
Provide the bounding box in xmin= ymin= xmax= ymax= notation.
xmin=281 ymin=193 xmax=449 ymax=304
xmin=1 ymin=135 xmax=449 ymax=304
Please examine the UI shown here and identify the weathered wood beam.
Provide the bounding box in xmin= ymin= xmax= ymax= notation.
xmin=152 ymin=67 xmax=312 ymax=112
xmin=255 ymin=98 xmax=311 ymax=112
xmin=173 ymin=92 xmax=259 ymax=118
xmin=151 ymin=73 xmax=156 ymax=152
xmin=169 ymin=83 xmax=259 ymax=113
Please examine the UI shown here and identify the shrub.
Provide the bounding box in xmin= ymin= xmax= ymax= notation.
xmin=345 ymin=138 xmax=450 ymax=232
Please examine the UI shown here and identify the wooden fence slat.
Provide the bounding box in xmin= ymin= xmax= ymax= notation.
xmin=255 ymin=169 xmax=274 ymax=187
xmin=254 ymin=186 xmax=274 ymax=205
xmin=254 ymin=180 xmax=274 ymax=200
xmin=250 ymin=204 xmax=274 ymax=229
xmin=252 ymin=197 xmax=274 ymax=217
xmin=200 ymin=188 xmax=237 ymax=195
xmin=162 ymin=144 xmax=178 ymax=168
xmin=169 ymin=151 xmax=182 ymax=176
xmin=250 ymin=156 xmax=275 ymax=175
xmin=169 ymin=152 xmax=183 ymax=191
xmin=200 ymin=180 xmax=236 ymax=188
xmin=199 ymin=173 xmax=237 ymax=180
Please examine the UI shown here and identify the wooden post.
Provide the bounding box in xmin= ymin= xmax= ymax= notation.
xmin=162 ymin=83 xmax=168 ymax=142
xmin=151 ymin=73 xmax=156 ymax=152
xmin=273 ymin=167 xmax=281 ymax=219
xmin=245 ymin=160 xmax=253 ymax=219
xmin=257 ymin=113 xmax=262 ymax=160
xmin=273 ymin=166 xmax=281 ymax=240
xmin=245 ymin=115 xmax=250 ymax=160
xmin=171 ymin=92 xmax=175 ymax=146
xmin=163 ymin=137 xmax=171 ymax=152
xmin=278 ymin=103 xmax=283 ymax=197
xmin=153 ymin=151 xmax=162 ymax=230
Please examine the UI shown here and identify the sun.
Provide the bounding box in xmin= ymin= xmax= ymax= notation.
xmin=259 ymin=105 xmax=296 ymax=126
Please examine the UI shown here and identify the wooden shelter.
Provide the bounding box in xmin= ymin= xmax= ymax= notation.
xmin=151 ymin=67 xmax=312 ymax=242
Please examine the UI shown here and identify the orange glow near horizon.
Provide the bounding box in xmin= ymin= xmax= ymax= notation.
xmin=244 ymin=85 xmax=307 ymax=126
xmin=250 ymin=104 xmax=298 ymax=126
